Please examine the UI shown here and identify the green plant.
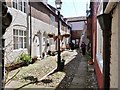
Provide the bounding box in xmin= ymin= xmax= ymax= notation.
xmin=86 ymin=52 xmax=92 ymax=61
xmin=18 ymin=53 xmax=32 ymax=65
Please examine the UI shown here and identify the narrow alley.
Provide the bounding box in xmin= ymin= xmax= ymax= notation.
xmin=1 ymin=0 xmax=120 ymax=90
xmin=5 ymin=50 xmax=98 ymax=89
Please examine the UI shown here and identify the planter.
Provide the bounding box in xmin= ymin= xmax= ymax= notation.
xmin=31 ymin=56 xmax=38 ymax=64
xmin=48 ymin=34 xmax=54 ymax=38
xmin=5 ymin=62 xmax=25 ymax=71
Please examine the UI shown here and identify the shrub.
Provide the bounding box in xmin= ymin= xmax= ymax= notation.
xmin=18 ymin=53 xmax=32 ymax=65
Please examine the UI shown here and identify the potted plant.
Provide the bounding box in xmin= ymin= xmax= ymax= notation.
xmin=87 ymin=52 xmax=94 ymax=65
xmin=19 ymin=53 xmax=32 ymax=66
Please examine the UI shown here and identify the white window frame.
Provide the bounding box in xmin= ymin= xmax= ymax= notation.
xmin=50 ymin=14 xmax=55 ymax=31
xmin=96 ymin=20 xmax=103 ymax=73
xmin=23 ymin=1 xmax=27 ymax=13
xmin=18 ymin=0 xmax=22 ymax=11
xmin=13 ymin=29 xmax=27 ymax=50
xmin=12 ymin=0 xmax=28 ymax=13
xmin=13 ymin=0 xmax=17 ymax=9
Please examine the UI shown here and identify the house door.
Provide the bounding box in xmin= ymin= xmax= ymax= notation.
xmin=33 ymin=36 xmax=40 ymax=58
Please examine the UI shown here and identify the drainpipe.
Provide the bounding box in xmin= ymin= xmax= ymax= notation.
xmin=70 ymin=24 xmax=72 ymax=43
xmin=90 ymin=17 xmax=93 ymax=59
xmin=27 ymin=1 xmax=30 ymax=55
xmin=29 ymin=3 xmax=32 ymax=57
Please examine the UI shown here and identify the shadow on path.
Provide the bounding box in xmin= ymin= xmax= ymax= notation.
xmin=55 ymin=52 xmax=82 ymax=89
xmin=15 ymin=50 xmax=82 ymax=90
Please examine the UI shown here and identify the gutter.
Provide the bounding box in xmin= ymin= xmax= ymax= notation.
xmin=104 ymin=0 xmax=118 ymax=14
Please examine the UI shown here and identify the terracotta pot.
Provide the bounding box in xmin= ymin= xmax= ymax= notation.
xmin=88 ymin=59 xmax=94 ymax=65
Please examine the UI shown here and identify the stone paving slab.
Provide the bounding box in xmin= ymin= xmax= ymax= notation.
xmin=69 ymin=55 xmax=88 ymax=88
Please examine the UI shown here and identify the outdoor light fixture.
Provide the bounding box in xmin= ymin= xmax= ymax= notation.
xmin=55 ymin=0 xmax=62 ymax=10
xmin=97 ymin=14 xmax=112 ymax=30
xmin=55 ymin=0 xmax=64 ymax=71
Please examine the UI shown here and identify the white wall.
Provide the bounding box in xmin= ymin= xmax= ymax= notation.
xmin=4 ymin=8 xmax=28 ymax=64
xmin=4 ymin=7 xmax=58 ymax=63
xmin=4 ymin=5 xmax=68 ymax=63
xmin=110 ymin=3 xmax=119 ymax=88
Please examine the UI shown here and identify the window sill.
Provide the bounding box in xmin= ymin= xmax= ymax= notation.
xmin=13 ymin=48 xmax=27 ymax=52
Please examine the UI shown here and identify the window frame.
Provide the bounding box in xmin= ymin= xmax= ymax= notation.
xmin=23 ymin=1 xmax=27 ymax=13
xmin=13 ymin=29 xmax=27 ymax=50
xmin=12 ymin=0 xmax=28 ymax=13
xmin=96 ymin=20 xmax=103 ymax=73
xmin=13 ymin=0 xmax=17 ymax=9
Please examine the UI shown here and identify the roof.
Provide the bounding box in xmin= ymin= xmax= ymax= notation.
xmin=65 ymin=16 xmax=86 ymax=22
xmin=29 ymin=2 xmax=71 ymax=28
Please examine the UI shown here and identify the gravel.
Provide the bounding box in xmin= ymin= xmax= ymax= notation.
xmin=86 ymin=65 xmax=99 ymax=89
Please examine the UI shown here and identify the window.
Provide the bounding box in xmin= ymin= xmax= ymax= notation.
xmin=50 ymin=14 xmax=55 ymax=30
xmin=23 ymin=1 xmax=27 ymax=13
xmin=12 ymin=0 xmax=27 ymax=13
xmin=18 ymin=0 xmax=22 ymax=11
xmin=13 ymin=0 xmax=17 ymax=9
xmin=13 ymin=29 xmax=27 ymax=50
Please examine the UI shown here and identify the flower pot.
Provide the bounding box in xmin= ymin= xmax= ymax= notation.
xmin=5 ymin=62 xmax=24 ymax=71
xmin=88 ymin=59 xmax=94 ymax=65
xmin=31 ymin=56 xmax=38 ymax=64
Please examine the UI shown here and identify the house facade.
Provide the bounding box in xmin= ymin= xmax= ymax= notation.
xmin=88 ymin=0 xmax=103 ymax=88
xmin=65 ymin=16 xmax=87 ymax=48
xmin=4 ymin=0 xmax=70 ymax=64
xmin=88 ymin=0 xmax=120 ymax=89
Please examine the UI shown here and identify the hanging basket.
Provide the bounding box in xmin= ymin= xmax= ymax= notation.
xmin=53 ymin=36 xmax=58 ymax=41
xmin=48 ymin=34 xmax=54 ymax=38
xmin=60 ymin=35 xmax=63 ymax=41
xmin=63 ymin=34 xmax=70 ymax=38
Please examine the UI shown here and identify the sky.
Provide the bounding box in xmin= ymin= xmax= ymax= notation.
xmin=48 ymin=0 xmax=90 ymax=18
